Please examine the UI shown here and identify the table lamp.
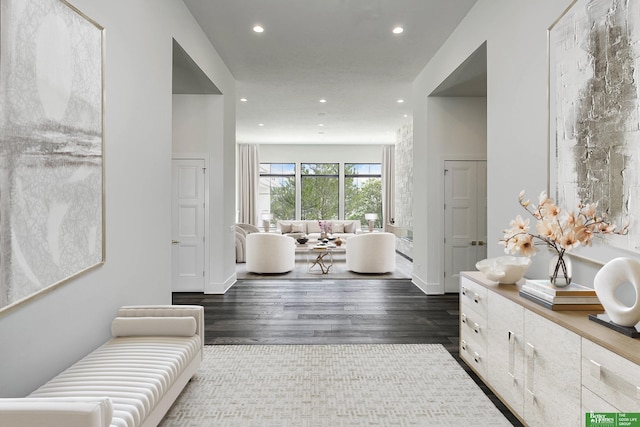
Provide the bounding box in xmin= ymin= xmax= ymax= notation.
xmin=261 ymin=213 xmax=273 ymax=232
xmin=364 ymin=213 xmax=378 ymax=232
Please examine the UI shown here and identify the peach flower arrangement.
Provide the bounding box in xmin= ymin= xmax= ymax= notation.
xmin=501 ymin=190 xmax=629 ymax=284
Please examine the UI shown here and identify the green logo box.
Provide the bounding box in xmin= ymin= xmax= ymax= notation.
xmin=586 ymin=413 xmax=640 ymax=427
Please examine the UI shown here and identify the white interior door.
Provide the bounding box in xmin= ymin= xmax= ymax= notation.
xmin=444 ymin=160 xmax=487 ymax=293
xmin=172 ymin=159 xmax=205 ymax=292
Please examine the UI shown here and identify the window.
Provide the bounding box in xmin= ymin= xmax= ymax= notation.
xmin=259 ymin=163 xmax=295 ymax=223
xmin=301 ymin=163 xmax=339 ymax=220
xmin=345 ymin=163 xmax=382 ymax=227
xmin=258 ymin=161 xmax=382 ymax=224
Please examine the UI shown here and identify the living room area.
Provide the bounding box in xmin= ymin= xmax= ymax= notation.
xmin=233 ymin=142 xmax=415 ymax=280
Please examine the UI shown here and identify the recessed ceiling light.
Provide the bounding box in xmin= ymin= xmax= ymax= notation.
xmin=319 ymin=99 xmax=327 ymax=103
xmin=240 ymin=98 xmax=247 ymax=102
xmin=253 ymin=25 xmax=264 ymax=33
xmin=403 ymin=114 xmax=408 ymax=118
xmin=258 ymin=123 xmax=264 ymax=127
xmin=319 ymin=124 xmax=324 ymax=127
xmin=392 ymin=26 xmax=404 ymax=34
xmin=397 ymin=99 xmax=405 ymax=103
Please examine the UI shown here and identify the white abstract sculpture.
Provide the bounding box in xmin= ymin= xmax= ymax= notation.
xmin=594 ymin=257 xmax=640 ymax=327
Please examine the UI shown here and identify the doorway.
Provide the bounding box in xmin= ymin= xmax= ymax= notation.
xmin=443 ymin=160 xmax=487 ymax=293
xmin=171 ymin=159 xmax=206 ymax=291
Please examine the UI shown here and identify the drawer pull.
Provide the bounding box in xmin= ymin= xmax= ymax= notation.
xmin=589 ymin=359 xmax=601 ymax=380
xmin=508 ymin=330 xmax=516 ymax=379
xmin=461 ymin=313 xmax=467 ymax=324
xmin=473 ymin=322 xmax=480 ymax=334
xmin=474 ymin=351 xmax=480 ymax=364
xmin=462 ymin=286 xmax=467 ymax=296
xmin=526 ymin=343 xmax=535 ymax=396
xmin=589 ymin=359 xmax=640 ymax=402
xmin=474 ymin=293 xmax=480 ymax=303
xmin=526 ymin=388 xmax=535 ymax=406
xmin=461 ymin=340 xmax=467 ymax=351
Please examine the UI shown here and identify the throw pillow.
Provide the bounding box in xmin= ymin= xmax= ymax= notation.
xmin=343 ymin=222 xmax=355 ymax=233
xmin=307 ymin=221 xmax=321 ymax=233
xmin=111 ymin=316 xmax=197 ymax=337
xmin=279 ymin=222 xmax=292 ymax=233
xmin=332 ymin=222 xmax=345 ymax=233
xmin=291 ymin=223 xmax=305 ymax=233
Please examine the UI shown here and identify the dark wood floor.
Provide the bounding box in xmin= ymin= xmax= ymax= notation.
xmin=173 ymin=278 xmax=522 ymax=426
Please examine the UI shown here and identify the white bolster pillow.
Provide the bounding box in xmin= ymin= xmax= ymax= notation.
xmin=111 ymin=316 xmax=197 ymax=337
xmin=0 ymin=397 xmax=113 ymax=427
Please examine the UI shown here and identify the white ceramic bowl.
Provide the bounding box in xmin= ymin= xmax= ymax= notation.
xmin=475 ymin=256 xmax=532 ymax=284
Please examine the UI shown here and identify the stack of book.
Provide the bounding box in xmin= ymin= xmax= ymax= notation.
xmin=519 ymin=279 xmax=604 ymax=311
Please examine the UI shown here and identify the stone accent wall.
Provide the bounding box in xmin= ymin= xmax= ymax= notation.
xmin=395 ymin=121 xmax=413 ymax=259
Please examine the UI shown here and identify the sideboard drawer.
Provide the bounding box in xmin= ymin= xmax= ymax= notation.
xmin=460 ymin=335 xmax=487 ymax=378
xmin=582 ymin=339 xmax=640 ymax=411
xmin=582 ymin=386 xmax=620 ymax=427
xmin=461 ymin=304 xmax=488 ymax=349
xmin=460 ymin=276 xmax=488 ymax=316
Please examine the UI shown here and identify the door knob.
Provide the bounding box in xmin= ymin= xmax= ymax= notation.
xmin=478 ymin=241 xmax=485 ymax=246
xmin=471 ymin=241 xmax=477 ymax=246
xmin=172 ymin=240 xmax=180 ymax=245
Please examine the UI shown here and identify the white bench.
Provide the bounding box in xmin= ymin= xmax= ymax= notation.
xmin=0 ymin=305 xmax=204 ymax=427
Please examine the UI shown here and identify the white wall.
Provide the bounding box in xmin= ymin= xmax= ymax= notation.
xmin=0 ymin=0 xmax=235 ymax=396
xmin=412 ymin=0 xmax=575 ymax=293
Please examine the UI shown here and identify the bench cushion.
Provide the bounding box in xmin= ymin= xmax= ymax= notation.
xmin=29 ymin=336 xmax=201 ymax=427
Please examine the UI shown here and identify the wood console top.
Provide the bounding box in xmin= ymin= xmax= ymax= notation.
xmin=462 ymin=271 xmax=640 ymax=365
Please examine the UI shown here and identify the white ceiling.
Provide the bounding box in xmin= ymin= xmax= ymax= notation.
xmin=182 ymin=0 xmax=478 ymax=144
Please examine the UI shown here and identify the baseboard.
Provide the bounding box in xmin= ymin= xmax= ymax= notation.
xmin=395 ymin=250 xmax=413 ymax=262
xmin=412 ymin=275 xmax=443 ymax=295
xmin=205 ymin=273 xmax=237 ymax=294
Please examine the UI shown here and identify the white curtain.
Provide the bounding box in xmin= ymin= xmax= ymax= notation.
xmin=382 ymin=144 xmax=395 ymax=228
xmin=239 ymin=144 xmax=259 ymax=225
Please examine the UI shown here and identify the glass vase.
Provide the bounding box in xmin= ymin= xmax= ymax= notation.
xmin=549 ymin=254 xmax=572 ymax=287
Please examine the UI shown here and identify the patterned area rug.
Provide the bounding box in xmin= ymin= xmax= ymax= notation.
xmin=159 ymin=344 xmax=511 ymax=426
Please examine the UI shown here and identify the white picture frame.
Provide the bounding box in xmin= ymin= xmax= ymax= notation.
xmin=0 ymin=0 xmax=105 ymax=313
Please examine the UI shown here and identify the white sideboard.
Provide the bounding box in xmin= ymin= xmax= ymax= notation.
xmin=460 ymin=271 xmax=640 ymax=427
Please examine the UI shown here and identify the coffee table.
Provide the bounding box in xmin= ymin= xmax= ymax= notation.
xmin=296 ymin=243 xmax=346 ymax=274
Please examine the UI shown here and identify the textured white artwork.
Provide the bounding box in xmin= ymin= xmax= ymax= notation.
xmin=0 ymin=0 xmax=103 ymax=311
xmin=550 ymin=0 xmax=640 ymax=255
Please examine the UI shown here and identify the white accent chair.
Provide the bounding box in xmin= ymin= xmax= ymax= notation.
xmin=236 ymin=223 xmax=260 ymax=235
xmin=346 ymin=232 xmax=396 ymax=273
xmin=235 ymin=230 xmax=247 ymax=263
xmin=235 ymin=224 xmax=260 ymax=263
xmin=246 ymin=232 xmax=296 ymax=274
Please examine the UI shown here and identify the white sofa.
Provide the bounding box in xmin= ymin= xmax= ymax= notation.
xmin=246 ymin=232 xmax=296 ymax=274
xmin=276 ymin=219 xmax=361 ymax=241
xmin=346 ymin=232 xmax=396 ymax=273
xmin=0 ymin=305 xmax=204 ymax=427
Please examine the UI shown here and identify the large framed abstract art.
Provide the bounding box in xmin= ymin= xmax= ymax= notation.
xmin=0 ymin=0 xmax=104 ymax=313
xmin=549 ymin=0 xmax=640 ymax=262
